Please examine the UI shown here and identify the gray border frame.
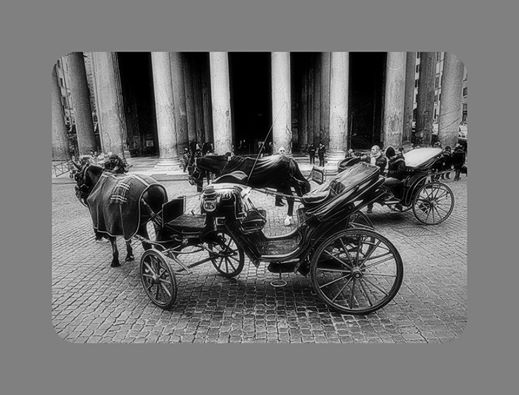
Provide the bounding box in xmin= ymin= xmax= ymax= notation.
xmin=2 ymin=0 xmax=518 ymax=394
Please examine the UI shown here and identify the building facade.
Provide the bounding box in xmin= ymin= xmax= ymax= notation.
xmin=52 ymin=52 xmax=467 ymax=161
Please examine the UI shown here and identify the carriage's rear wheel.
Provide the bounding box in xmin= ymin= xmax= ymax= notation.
xmin=310 ymin=228 xmax=403 ymax=315
xmin=208 ymin=231 xmax=245 ymax=278
xmin=140 ymin=249 xmax=177 ymax=309
xmin=412 ymin=182 xmax=454 ymax=225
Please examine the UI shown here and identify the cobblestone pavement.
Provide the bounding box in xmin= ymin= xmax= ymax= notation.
xmin=52 ymin=175 xmax=467 ymax=343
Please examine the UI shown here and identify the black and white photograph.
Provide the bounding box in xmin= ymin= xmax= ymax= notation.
xmin=52 ymin=51 xmax=467 ymax=344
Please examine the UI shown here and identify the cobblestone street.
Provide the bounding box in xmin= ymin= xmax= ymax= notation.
xmin=52 ymin=176 xmax=467 ymax=344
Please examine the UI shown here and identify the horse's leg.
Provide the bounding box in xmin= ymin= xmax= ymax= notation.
xmin=279 ymin=186 xmax=295 ymax=226
xmin=124 ymin=240 xmax=134 ymax=262
xmin=109 ymin=236 xmax=120 ymax=267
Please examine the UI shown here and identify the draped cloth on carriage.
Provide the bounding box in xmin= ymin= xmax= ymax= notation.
xmin=86 ymin=172 xmax=164 ymax=241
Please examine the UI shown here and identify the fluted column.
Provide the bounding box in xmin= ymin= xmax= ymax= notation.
xmin=183 ymin=56 xmax=197 ymax=143
xmin=151 ymin=52 xmax=178 ymax=159
xmin=51 ymin=65 xmax=69 ymax=160
xmin=383 ymin=52 xmax=406 ymax=148
xmin=66 ymin=52 xmax=96 ymax=154
xmin=439 ymin=52 xmax=464 ymax=148
xmin=91 ymin=52 xmax=127 ymax=156
xmin=320 ymin=52 xmax=331 ymax=146
xmin=271 ymin=52 xmax=292 ymax=153
xmin=329 ymin=52 xmax=349 ymax=155
xmin=403 ymin=52 xmax=416 ymax=143
xmin=170 ymin=52 xmax=189 ymax=152
xmin=209 ymin=52 xmax=233 ymax=154
xmin=416 ymin=52 xmax=436 ymax=146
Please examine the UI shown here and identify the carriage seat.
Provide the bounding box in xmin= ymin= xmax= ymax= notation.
xmin=213 ymin=170 xmax=248 ymax=184
xmin=165 ymin=214 xmax=207 ymax=233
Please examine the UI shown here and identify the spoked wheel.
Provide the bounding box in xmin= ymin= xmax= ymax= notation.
xmin=349 ymin=211 xmax=375 ymax=229
xmin=412 ymin=182 xmax=454 ymax=225
xmin=140 ymin=249 xmax=177 ymax=309
xmin=208 ymin=231 xmax=245 ymax=278
xmin=310 ymin=228 xmax=403 ymax=315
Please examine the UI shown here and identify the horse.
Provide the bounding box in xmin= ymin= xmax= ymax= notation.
xmin=189 ymin=154 xmax=311 ymax=225
xmin=73 ymin=162 xmax=168 ymax=267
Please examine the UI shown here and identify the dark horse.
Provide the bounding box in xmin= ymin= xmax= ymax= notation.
xmin=73 ymin=163 xmax=168 ymax=267
xmin=189 ymin=154 xmax=311 ymax=225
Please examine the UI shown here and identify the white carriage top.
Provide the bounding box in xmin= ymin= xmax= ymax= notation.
xmin=403 ymin=147 xmax=443 ymax=169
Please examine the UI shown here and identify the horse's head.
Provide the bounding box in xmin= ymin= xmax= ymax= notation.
xmin=188 ymin=155 xmax=229 ymax=187
xmin=73 ymin=162 xmax=104 ymax=205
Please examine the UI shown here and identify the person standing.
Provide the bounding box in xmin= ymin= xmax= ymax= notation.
xmin=308 ymin=143 xmax=316 ymax=165
xmin=361 ymin=145 xmax=387 ymax=213
xmin=384 ymin=146 xmax=407 ymax=209
xmin=451 ymin=144 xmax=466 ymax=181
xmin=317 ymin=142 xmax=326 ymax=167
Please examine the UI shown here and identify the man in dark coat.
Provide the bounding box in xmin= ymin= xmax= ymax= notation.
xmin=451 ymin=144 xmax=466 ymax=181
xmin=384 ymin=146 xmax=406 ymax=206
xmin=361 ymin=145 xmax=388 ymax=213
xmin=308 ymin=143 xmax=316 ymax=165
xmin=317 ymin=142 xmax=326 ymax=167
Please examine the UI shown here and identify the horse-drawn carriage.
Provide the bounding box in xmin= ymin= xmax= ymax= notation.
xmin=339 ymin=147 xmax=455 ymax=225
xmin=83 ymin=163 xmax=403 ymax=315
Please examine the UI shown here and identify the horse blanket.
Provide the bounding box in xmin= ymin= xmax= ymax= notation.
xmin=86 ymin=173 xmax=164 ymax=240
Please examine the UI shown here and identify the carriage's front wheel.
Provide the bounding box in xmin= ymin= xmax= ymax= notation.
xmin=412 ymin=182 xmax=454 ymax=225
xmin=140 ymin=249 xmax=177 ymax=309
xmin=208 ymin=231 xmax=245 ymax=278
xmin=310 ymin=228 xmax=403 ymax=315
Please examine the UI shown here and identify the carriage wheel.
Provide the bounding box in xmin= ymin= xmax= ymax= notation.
xmin=349 ymin=211 xmax=374 ymax=229
xmin=412 ymin=182 xmax=454 ymax=225
xmin=310 ymin=228 xmax=403 ymax=315
xmin=140 ymin=249 xmax=177 ymax=309
xmin=208 ymin=231 xmax=245 ymax=278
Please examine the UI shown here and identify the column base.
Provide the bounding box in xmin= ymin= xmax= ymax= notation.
xmin=153 ymin=158 xmax=181 ymax=172
xmin=324 ymin=151 xmax=346 ymax=169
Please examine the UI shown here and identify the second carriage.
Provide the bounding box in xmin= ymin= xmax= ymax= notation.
xmin=338 ymin=147 xmax=455 ymax=225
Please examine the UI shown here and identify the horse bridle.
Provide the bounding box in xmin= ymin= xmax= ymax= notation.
xmin=74 ymin=164 xmax=92 ymax=206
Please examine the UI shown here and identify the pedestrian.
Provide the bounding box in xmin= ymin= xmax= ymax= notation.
xmin=308 ymin=142 xmax=316 ymax=165
xmin=440 ymin=146 xmax=452 ymax=180
xmin=317 ymin=142 xmax=326 ymax=167
xmin=182 ymin=147 xmax=190 ymax=172
xmin=451 ymin=143 xmax=466 ymax=181
xmin=360 ymin=145 xmax=387 ymax=213
xmin=275 ymin=147 xmax=287 ymax=207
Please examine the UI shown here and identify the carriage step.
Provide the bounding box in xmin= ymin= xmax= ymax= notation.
xmin=268 ymin=261 xmax=298 ymax=273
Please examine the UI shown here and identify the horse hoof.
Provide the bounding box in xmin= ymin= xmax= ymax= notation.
xmin=111 ymin=261 xmax=121 ymax=268
xmin=125 ymin=255 xmax=134 ymax=262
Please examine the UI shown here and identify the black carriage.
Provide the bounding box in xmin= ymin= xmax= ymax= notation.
xmin=138 ymin=162 xmax=403 ymax=315
xmin=340 ymin=148 xmax=455 ymax=225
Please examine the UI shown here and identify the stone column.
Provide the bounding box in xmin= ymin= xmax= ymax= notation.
xmin=183 ymin=56 xmax=197 ymax=143
xmin=299 ymin=65 xmax=308 ymax=148
xmin=320 ymin=52 xmax=331 ymax=147
xmin=416 ymin=52 xmax=436 ymax=146
xmin=193 ymin=67 xmax=205 ymax=143
xmin=209 ymin=52 xmax=233 ymax=154
xmin=313 ymin=55 xmax=322 ymax=143
xmin=438 ymin=52 xmax=464 ymax=148
xmin=202 ymin=63 xmax=213 ymax=144
xmin=307 ymin=64 xmax=314 ymax=147
xmin=91 ymin=52 xmax=127 ymax=156
xmin=271 ymin=52 xmax=292 ymax=153
xmin=403 ymin=52 xmax=416 ymax=144
xmin=329 ymin=52 xmax=349 ymax=156
xmin=51 ymin=65 xmax=69 ymax=160
xmin=170 ymin=52 xmax=189 ymax=152
xmin=66 ymin=52 xmax=96 ymax=155
xmin=382 ymin=52 xmax=406 ymax=148
xmin=151 ymin=52 xmax=178 ymax=159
